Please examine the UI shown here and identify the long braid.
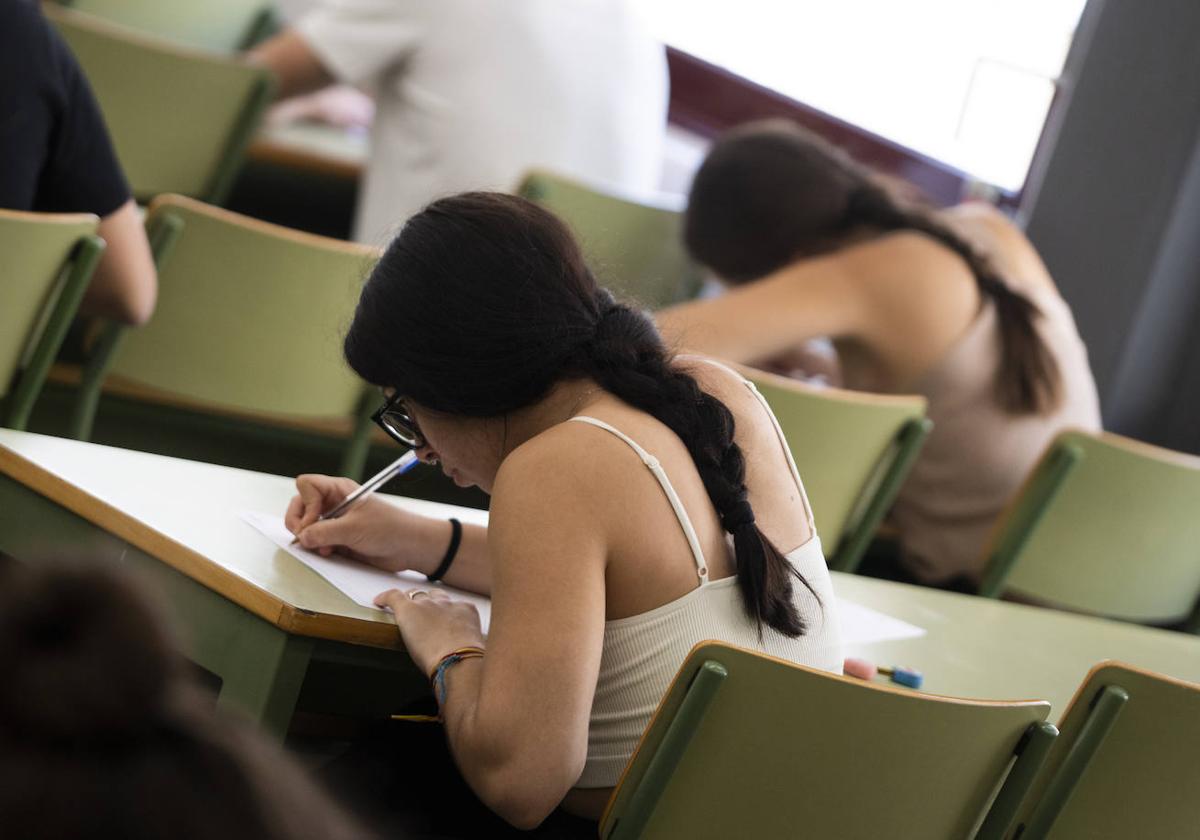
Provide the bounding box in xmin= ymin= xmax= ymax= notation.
xmin=846 ymin=185 xmax=1062 ymax=414
xmin=570 ymin=290 xmax=818 ymax=638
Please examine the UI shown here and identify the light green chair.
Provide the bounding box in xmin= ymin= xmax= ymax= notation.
xmin=1010 ymin=662 xmax=1200 ymax=839
xmin=0 ymin=210 xmax=105 ymax=431
xmin=977 ymin=429 xmax=1200 ymax=629
xmin=738 ymin=364 xmax=932 ymax=574
xmin=76 ymin=195 xmax=380 ymax=478
xmin=517 ymin=170 xmax=704 ymax=309
xmin=601 ymin=641 xmax=1057 ymax=840
xmin=48 ymin=5 xmax=274 ymax=205
xmin=54 ymin=0 xmax=276 ymax=52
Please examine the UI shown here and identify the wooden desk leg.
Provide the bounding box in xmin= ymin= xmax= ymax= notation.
xmin=0 ymin=474 xmax=310 ymax=739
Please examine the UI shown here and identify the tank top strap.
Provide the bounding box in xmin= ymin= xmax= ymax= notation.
xmin=689 ymin=357 xmax=817 ymax=529
xmin=568 ymin=416 xmax=709 ymax=583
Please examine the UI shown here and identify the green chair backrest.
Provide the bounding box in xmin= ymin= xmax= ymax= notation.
xmin=0 ymin=210 xmax=104 ymax=430
xmin=741 ymin=365 xmax=931 ymax=572
xmin=106 ymin=195 xmax=377 ymax=423
xmin=978 ymin=429 xmax=1200 ymax=624
xmin=517 ymin=170 xmax=704 ymax=310
xmin=602 ymin=642 xmax=1056 ymax=840
xmin=48 ymin=5 xmax=274 ymax=204
xmin=55 ymin=0 xmax=275 ymax=52
xmin=1013 ymin=662 xmax=1200 ymax=839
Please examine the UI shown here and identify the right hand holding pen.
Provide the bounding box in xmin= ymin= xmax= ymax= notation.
xmin=285 ymin=473 xmax=442 ymax=574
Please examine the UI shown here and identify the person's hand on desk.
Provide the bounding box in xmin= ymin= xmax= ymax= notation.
xmin=265 ymin=84 xmax=375 ymax=131
xmin=285 ymin=473 xmax=450 ymax=576
xmin=372 ymin=588 xmax=485 ymax=676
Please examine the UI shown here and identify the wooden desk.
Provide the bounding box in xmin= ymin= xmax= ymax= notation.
xmin=245 ymin=120 xmax=367 ymax=181
xmin=0 ymin=429 xmax=483 ymax=735
xmin=3 ymin=430 xmax=1198 ymax=736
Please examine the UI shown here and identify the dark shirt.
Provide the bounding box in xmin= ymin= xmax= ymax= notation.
xmin=0 ymin=0 xmax=129 ymax=216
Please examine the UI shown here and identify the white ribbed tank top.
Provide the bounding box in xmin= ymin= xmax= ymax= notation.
xmin=570 ymin=365 xmax=843 ymax=789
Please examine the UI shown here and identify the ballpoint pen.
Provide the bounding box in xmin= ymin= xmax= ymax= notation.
xmin=290 ymin=450 xmax=421 ymax=545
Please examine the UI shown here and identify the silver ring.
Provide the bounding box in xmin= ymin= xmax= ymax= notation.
xmin=408 ymin=589 xmax=430 ymax=601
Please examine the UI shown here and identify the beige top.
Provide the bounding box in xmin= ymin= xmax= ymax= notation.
xmin=889 ymin=286 xmax=1101 ymax=584
xmin=570 ymin=379 xmax=842 ymax=788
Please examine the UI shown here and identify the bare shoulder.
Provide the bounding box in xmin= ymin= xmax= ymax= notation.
xmin=942 ymin=204 xmax=1057 ymax=292
xmin=673 ymin=355 xmax=813 ymax=547
xmin=944 ymin=202 xmax=1028 ymax=249
xmin=492 ymin=425 xmax=590 ymax=505
xmin=838 ymin=229 xmax=974 ymax=296
xmin=674 ymin=355 xmax=778 ymax=439
xmin=490 ymin=416 xmax=634 ymax=522
xmin=848 ymin=229 xmax=980 ymax=313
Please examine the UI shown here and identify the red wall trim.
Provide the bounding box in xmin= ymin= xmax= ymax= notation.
xmin=667 ymin=47 xmax=1009 ymax=208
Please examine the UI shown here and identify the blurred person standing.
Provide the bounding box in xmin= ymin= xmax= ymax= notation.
xmin=251 ymin=0 xmax=668 ymax=244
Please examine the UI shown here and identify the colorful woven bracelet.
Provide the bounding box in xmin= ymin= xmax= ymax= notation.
xmin=429 ymin=647 xmax=485 ymax=707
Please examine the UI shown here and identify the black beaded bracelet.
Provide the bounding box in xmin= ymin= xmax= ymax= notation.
xmin=427 ymin=518 xmax=462 ymax=582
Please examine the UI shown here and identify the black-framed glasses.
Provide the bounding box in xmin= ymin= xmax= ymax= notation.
xmin=371 ymin=392 xmax=425 ymax=448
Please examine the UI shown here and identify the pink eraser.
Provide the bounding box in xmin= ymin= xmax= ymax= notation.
xmin=843 ymin=657 xmax=877 ymax=680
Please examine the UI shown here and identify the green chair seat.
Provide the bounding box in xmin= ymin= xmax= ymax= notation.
xmin=978 ymin=429 xmax=1200 ymax=626
xmin=602 ymin=641 xmax=1056 ymax=840
xmin=0 ymin=209 xmax=105 ymax=431
xmin=518 ymin=169 xmax=704 ymax=309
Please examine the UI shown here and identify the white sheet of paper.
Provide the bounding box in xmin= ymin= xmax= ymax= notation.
xmin=835 ymin=597 xmax=926 ymax=646
xmin=240 ymin=512 xmax=921 ymax=648
xmin=240 ymin=511 xmax=492 ymax=632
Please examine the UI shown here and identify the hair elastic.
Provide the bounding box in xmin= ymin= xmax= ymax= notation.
xmin=427 ymin=518 xmax=462 ymax=582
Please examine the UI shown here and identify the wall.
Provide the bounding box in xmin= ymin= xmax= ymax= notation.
xmin=1021 ymin=0 xmax=1200 ymax=453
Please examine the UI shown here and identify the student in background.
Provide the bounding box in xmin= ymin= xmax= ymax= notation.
xmin=0 ymin=558 xmax=369 ymax=840
xmin=249 ymin=0 xmax=668 ymax=244
xmin=286 ymin=193 xmax=841 ymax=834
xmin=0 ymin=0 xmax=156 ymax=326
xmin=658 ymin=120 xmax=1101 ymax=591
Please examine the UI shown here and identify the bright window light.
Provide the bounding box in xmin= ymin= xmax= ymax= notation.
xmin=642 ymin=0 xmax=1089 ymax=191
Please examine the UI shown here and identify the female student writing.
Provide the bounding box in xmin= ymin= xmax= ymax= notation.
xmin=285 ymin=193 xmax=842 ymax=833
xmin=658 ymin=120 xmax=1101 ymax=591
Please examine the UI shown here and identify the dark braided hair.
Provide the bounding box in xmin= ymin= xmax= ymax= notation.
xmin=345 ymin=192 xmax=816 ymax=637
xmin=685 ymin=119 xmax=1062 ymax=415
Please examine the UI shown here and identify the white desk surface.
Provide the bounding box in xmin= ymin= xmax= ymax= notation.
xmin=836 ymin=573 xmax=1200 ymax=716
xmin=246 ymin=121 xmax=367 ymax=180
xmin=0 ymin=429 xmax=482 ymax=648
xmin=3 ymin=429 xmax=1198 ymax=715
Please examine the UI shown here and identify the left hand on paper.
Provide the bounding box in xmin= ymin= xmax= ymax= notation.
xmin=374 ymin=587 xmax=485 ymax=675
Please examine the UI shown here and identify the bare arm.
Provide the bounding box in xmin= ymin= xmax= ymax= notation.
xmin=406 ymin=517 xmax=491 ymax=595
xmin=659 ymin=233 xmax=979 ymax=388
xmin=83 ymin=199 xmax=156 ymax=326
xmin=248 ymin=28 xmax=335 ymax=99
xmin=656 ymin=245 xmax=873 ymax=365
xmin=286 ymin=474 xmax=494 ymax=596
xmin=375 ymin=444 xmax=607 ymax=829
